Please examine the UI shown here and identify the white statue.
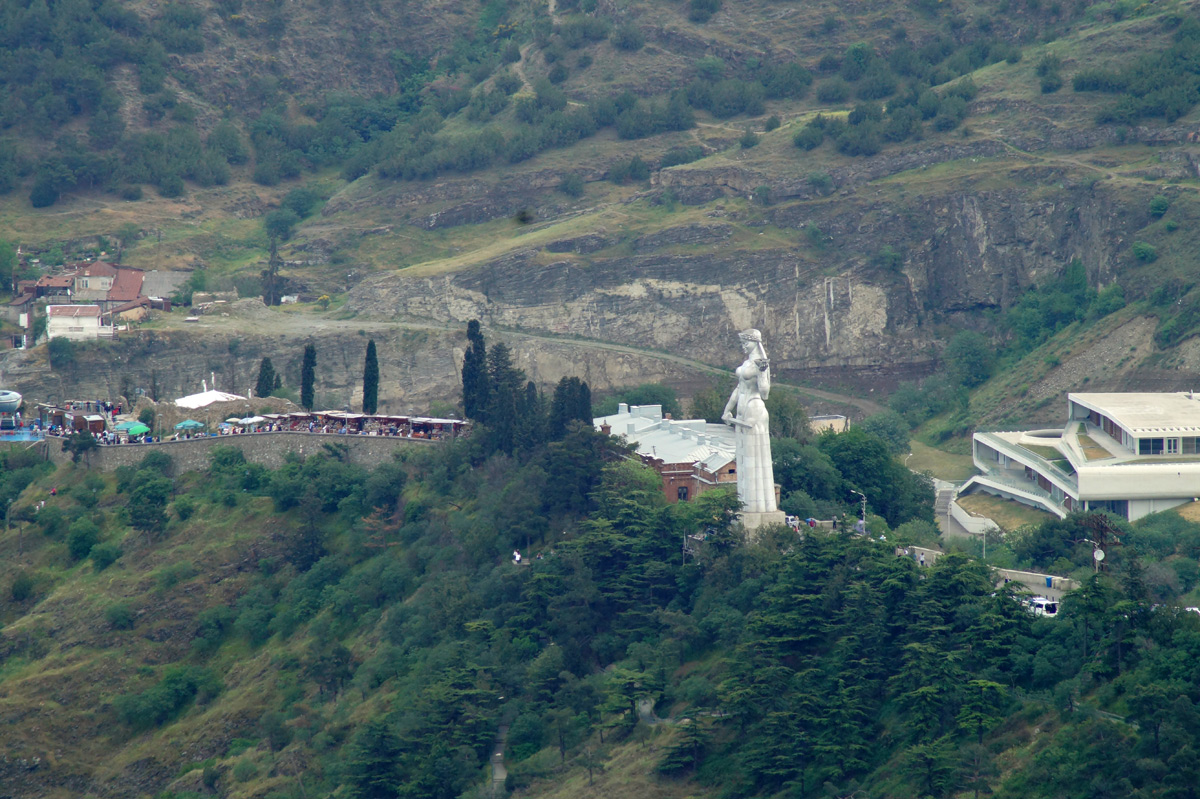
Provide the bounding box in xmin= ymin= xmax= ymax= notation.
xmin=722 ymin=328 xmax=784 ymax=529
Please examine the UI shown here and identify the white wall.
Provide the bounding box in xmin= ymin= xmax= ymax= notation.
xmin=1126 ymin=497 xmax=1192 ymax=521
xmin=47 ymin=317 xmax=111 ymax=341
xmin=1079 ymin=463 xmax=1200 ymax=502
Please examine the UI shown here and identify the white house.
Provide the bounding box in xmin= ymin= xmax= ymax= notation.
xmin=46 ymin=305 xmax=113 ymax=341
xmin=965 ymin=392 xmax=1200 ymax=521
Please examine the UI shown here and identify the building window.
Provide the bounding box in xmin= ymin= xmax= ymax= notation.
xmin=677 ymin=486 xmax=689 ymax=501
xmin=1168 ymin=438 xmax=1180 ymax=455
xmin=1091 ymin=499 xmax=1129 ymax=519
xmin=1138 ymin=438 xmax=1165 ymax=456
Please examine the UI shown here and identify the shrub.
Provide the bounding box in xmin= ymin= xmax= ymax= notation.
xmin=764 ymin=115 xmax=781 ymax=131
xmin=660 ymin=145 xmax=704 ymax=167
xmin=816 ymin=79 xmax=850 ymax=103
xmin=548 ymin=64 xmax=569 ymax=84
xmin=106 ymin=602 xmax=135 ymax=630
xmin=874 ymin=245 xmax=903 ymax=271
xmin=609 ymin=156 xmax=650 ymax=183
xmin=264 ymin=208 xmax=301 ymax=241
xmin=114 ymin=666 xmax=222 ymax=730
xmin=67 ymin=517 xmax=100 ymax=560
xmin=793 ymin=125 xmax=824 ymax=150
xmin=611 ymin=24 xmax=645 ymax=51
xmin=157 ymin=173 xmax=185 ymax=198
xmin=689 ymin=0 xmax=721 ymax=23
xmin=232 ymin=759 xmax=258 ymax=782
xmin=38 ymin=506 xmax=65 ymax=538
xmin=753 ymin=185 xmax=772 ymax=206
xmin=558 ymin=173 xmax=584 ymax=197
xmin=808 ymin=171 xmax=834 ymax=195
xmin=1041 ymin=73 xmax=1063 ymax=93
xmin=1150 ymin=195 xmax=1170 ymax=217
xmin=11 ymin=570 xmax=34 ymax=602
xmin=494 ymin=71 xmax=522 ymax=95
xmin=91 ymin=542 xmax=123 ymax=571
xmin=1132 ymin=241 xmax=1158 ymax=262
xmin=174 ymin=496 xmax=196 ymax=520
xmin=740 ymin=129 xmax=760 ymax=148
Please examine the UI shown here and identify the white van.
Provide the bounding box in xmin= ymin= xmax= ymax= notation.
xmin=1023 ymin=596 xmax=1059 ymax=618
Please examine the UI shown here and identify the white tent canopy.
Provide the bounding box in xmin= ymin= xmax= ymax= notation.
xmin=175 ymin=389 xmax=248 ymax=409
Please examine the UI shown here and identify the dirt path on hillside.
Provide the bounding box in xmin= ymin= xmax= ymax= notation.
xmin=514 ymin=44 xmax=534 ymax=93
xmin=157 ymin=309 xmax=883 ymax=415
xmin=991 ymin=138 xmax=1195 ymax=193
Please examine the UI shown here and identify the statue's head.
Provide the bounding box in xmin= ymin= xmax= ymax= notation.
xmin=738 ymin=329 xmax=766 ymax=359
xmin=738 ymin=328 xmax=762 ymax=343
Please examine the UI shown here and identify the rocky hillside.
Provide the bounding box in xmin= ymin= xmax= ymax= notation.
xmin=4 ymin=0 xmax=1200 ymax=429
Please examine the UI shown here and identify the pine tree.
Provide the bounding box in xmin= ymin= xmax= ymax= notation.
xmin=300 ymin=344 xmax=316 ymax=411
xmin=345 ymin=718 xmax=403 ymax=799
xmin=255 ymin=357 xmax=276 ymax=399
xmin=461 ymin=320 xmax=488 ymax=420
xmin=362 ymin=340 xmax=379 ymax=414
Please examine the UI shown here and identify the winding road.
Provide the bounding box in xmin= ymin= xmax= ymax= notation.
xmin=159 ymin=309 xmax=884 ymax=417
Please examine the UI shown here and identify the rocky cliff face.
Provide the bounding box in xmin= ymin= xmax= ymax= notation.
xmin=0 ymin=324 xmax=712 ymax=413
xmin=345 ymin=166 xmax=1152 ymax=391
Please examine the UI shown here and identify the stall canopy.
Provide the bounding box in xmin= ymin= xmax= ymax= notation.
xmin=175 ymin=389 xmax=248 ymax=409
xmin=174 ymin=420 xmax=205 ymax=431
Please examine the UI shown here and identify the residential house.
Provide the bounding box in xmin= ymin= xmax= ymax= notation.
xmin=72 ymin=261 xmax=119 ymax=300
xmin=594 ymin=403 xmax=739 ymax=503
xmin=46 ymin=305 xmax=113 ymax=341
xmin=965 ymin=392 xmax=1200 ymax=521
xmin=35 ymin=273 xmax=75 ymax=300
xmin=72 ymin=262 xmax=144 ymax=311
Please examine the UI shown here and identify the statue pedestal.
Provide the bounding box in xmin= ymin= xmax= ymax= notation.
xmin=741 ymin=510 xmax=787 ymax=534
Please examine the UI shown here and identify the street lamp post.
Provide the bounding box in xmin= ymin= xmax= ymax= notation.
xmin=850 ymin=490 xmax=867 ymax=533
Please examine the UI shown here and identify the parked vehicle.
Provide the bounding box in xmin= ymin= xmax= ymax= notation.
xmin=1023 ymin=596 xmax=1059 ymax=618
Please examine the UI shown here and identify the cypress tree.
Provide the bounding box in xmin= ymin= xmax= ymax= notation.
xmin=549 ymin=377 xmax=594 ymax=439
xmin=255 ymin=357 xmax=276 ymax=399
xmin=461 ymin=320 xmax=488 ymax=420
xmin=300 ymin=344 xmax=316 ymax=410
xmin=362 ymin=339 xmax=379 ymax=414
xmin=485 ymin=342 xmax=524 ymax=453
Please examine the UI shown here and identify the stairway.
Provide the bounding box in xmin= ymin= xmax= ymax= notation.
xmin=934 ymin=487 xmax=956 ymax=517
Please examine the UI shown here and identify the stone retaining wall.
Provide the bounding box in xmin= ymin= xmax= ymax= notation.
xmin=2 ymin=433 xmax=437 ymax=472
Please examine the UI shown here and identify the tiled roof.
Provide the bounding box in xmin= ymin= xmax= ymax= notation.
xmin=76 ymin=261 xmax=118 ymax=277
xmin=36 ymin=274 xmax=75 ymax=288
xmin=107 ymin=268 xmax=144 ymax=302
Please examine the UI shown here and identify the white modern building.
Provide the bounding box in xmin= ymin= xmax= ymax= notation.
xmin=965 ymin=392 xmax=1200 ymax=521
xmin=46 ymin=305 xmax=113 ymax=341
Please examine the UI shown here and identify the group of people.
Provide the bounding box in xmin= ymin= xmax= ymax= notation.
xmin=43 ymin=425 xmax=159 ymax=445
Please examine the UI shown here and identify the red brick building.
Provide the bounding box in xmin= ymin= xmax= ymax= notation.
xmin=595 ymin=403 xmax=738 ymax=504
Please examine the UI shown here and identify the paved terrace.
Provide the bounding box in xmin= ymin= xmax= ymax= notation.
xmin=0 ymin=430 xmax=440 ymax=472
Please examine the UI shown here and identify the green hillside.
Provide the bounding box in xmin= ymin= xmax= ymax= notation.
xmin=6 ymin=398 xmax=1200 ymax=798
xmin=11 ymin=3 xmax=1200 ymax=792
